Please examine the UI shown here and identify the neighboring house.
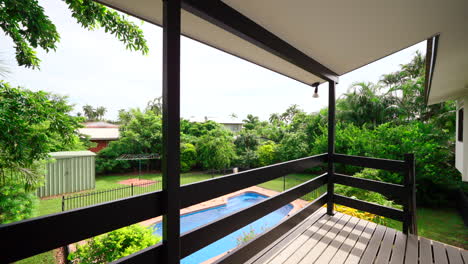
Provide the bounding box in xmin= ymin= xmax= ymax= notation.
xmin=188 ymin=116 xmax=243 ymax=133
xmin=77 ymin=121 xmax=120 ymax=152
xmin=425 ymin=37 xmax=468 ymax=182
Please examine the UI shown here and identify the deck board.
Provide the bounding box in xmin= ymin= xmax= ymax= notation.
xmin=389 ymin=231 xmax=406 ymax=264
xmin=297 ymin=214 xmax=352 ymax=263
xmin=345 ymin=221 xmax=377 ymax=264
xmin=279 ymin=213 xmax=344 ymax=264
xmin=419 ymin=236 xmax=433 ymax=264
xmin=375 ymin=227 xmax=396 ymax=264
xmin=329 ymin=219 xmax=368 ymax=264
xmin=236 ymin=210 xmax=467 ymax=264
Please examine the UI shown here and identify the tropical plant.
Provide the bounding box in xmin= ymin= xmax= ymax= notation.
xmin=69 ymin=225 xmax=160 ymax=264
xmin=0 ymin=0 xmax=148 ymax=69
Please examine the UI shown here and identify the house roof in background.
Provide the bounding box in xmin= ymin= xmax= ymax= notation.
xmin=95 ymin=0 xmax=468 ymax=104
xmin=78 ymin=127 xmax=120 ymax=140
xmin=84 ymin=121 xmax=119 ymax=128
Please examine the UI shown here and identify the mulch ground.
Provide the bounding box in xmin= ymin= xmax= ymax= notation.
xmin=117 ymin=178 xmax=158 ymax=186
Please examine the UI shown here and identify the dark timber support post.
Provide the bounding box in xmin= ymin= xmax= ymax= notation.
xmin=403 ymin=153 xmax=417 ymax=235
xmin=162 ymin=0 xmax=181 ymax=263
xmin=327 ymin=81 xmax=336 ymax=215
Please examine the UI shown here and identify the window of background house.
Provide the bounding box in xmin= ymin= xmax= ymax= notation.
xmin=459 ymin=108 xmax=464 ymax=142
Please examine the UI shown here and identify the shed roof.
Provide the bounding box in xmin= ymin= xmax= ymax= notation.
xmin=49 ymin=151 xmax=96 ymax=158
xmin=95 ymin=0 xmax=468 ymax=104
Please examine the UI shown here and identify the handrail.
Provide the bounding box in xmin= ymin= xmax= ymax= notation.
xmin=180 ymin=153 xmax=327 ymax=208
xmin=333 ymin=173 xmax=405 ymax=201
xmin=333 ymin=153 xmax=406 ymax=172
xmin=333 ymin=194 xmax=404 ymax=221
xmin=0 ymin=190 xmax=164 ymax=264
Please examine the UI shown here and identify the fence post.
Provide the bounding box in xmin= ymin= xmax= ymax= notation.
xmin=131 ymin=183 xmax=134 ymax=196
xmin=61 ymin=196 xmax=65 ymax=212
xmin=403 ymin=153 xmax=417 ymax=235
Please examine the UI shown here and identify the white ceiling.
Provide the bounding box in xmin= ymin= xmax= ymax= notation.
xmin=95 ymin=0 xmax=468 ymax=104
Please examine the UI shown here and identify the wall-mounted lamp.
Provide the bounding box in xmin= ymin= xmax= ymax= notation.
xmin=312 ymin=82 xmax=320 ymax=98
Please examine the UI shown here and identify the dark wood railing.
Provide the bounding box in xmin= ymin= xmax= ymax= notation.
xmin=0 ymin=152 xmax=417 ymax=264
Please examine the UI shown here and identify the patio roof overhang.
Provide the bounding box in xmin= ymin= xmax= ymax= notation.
xmin=96 ymin=0 xmax=468 ymax=103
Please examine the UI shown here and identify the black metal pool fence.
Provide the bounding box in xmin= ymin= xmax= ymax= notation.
xmin=62 ymin=173 xmax=324 ymax=212
xmin=62 ymin=181 xmax=161 ymax=211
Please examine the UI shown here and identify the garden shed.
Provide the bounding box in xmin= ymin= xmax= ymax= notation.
xmin=37 ymin=151 xmax=96 ymax=197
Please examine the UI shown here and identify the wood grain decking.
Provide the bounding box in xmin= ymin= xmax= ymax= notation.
xmin=245 ymin=208 xmax=467 ymax=264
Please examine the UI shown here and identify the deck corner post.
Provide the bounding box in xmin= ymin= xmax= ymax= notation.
xmin=162 ymin=0 xmax=182 ymax=263
xmin=327 ymin=81 xmax=336 ymax=215
xmin=403 ymin=153 xmax=417 ymax=235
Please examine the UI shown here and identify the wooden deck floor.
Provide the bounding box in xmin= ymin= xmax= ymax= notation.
xmin=245 ymin=208 xmax=467 ymax=264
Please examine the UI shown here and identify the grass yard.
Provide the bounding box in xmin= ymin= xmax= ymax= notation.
xmin=15 ymin=251 xmax=55 ymax=264
xmin=36 ymin=172 xmax=219 ymax=217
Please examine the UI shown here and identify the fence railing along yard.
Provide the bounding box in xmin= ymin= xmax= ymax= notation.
xmin=61 ymin=173 xmax=322 ymax=212
xmin=62 ymin=181 xmax=161 ymax=211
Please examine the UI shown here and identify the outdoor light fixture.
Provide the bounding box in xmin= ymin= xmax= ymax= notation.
xmin=312 ymin=82 xmax=320 ymax=98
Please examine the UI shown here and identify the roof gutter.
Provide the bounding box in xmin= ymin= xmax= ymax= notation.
xmin=424 ymin=35 xmax=439 ymax=105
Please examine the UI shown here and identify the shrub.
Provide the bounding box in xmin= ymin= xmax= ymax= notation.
xmin=181 ymin=143 xmax=197 ymax=172
xmin=0 ymin=183 xmax=38 ymax=224
xmin=69 ymin=225 xmax=160 ymax=264
xmin=256 ymin=141 xmax=278 ymax=167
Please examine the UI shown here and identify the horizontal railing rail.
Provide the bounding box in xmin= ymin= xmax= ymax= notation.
xmin=180 ymin=153 xmax=327 ymax=208
xmin=333 ymin=153 xmax=406 ymax=172
xmin=333 ymin=194 xmax=405 ymax=221
xmin=333 ymin=172 xmax=406 ymax=201
xmin=0 ymin=190 xmax=164 ymax=263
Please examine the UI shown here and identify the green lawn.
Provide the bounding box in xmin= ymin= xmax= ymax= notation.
xmin=36 ymin=172 xmax=218 ymax=217
xmin=15 ymin=251 xmax=55 ymax=264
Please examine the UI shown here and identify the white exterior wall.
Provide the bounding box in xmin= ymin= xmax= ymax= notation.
xmin=455 ymin=97 xmax=468 ymax=182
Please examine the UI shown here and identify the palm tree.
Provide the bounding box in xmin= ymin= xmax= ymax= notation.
xmin=96 ymin=106 xmax=107 ymax=120
xmin=82 ymin=105 xmax=96 ymax=121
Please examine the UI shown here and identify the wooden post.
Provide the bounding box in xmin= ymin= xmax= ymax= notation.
xmin=162 ymin=0 xmax=181 ymax=262
xmin=327 ymin=81 xmax=336 ymax=215
xmin=403 ymin=153 xmax=417 ymax=235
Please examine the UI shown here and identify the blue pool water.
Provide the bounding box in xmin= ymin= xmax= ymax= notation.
xmin=152 ymin=192 xmax=293 ymax=264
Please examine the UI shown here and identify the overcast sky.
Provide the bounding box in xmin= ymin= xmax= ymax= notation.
xmin=0 ymin=1 xmax=425 ymax=121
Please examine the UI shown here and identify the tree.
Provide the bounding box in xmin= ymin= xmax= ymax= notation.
xmin=95 ymin=106 xmax=107 ymax=120
xmin=82 ymin=105 xmax=107 ymax=121
xmin=256 ymin=141 xmax=278 ymax=167
xmin=243 ymin=114 xmax=260 ymax=130
xmin=277 ymin=132 xmax=309 ymax=161
xmin=0 ymin=0 xmax=148 ymax=69
xmin=96 ymin=109 xmax=162 ymax=173
xmin=146 ymin=97 xmax=162 ymax=116
xmin=0 ymin=82 xmax=85 ymax=187
xmin=197 ymin=129 xmax=236 ymax=171
xmin=180 ymin=143 xmax=197 ymax=172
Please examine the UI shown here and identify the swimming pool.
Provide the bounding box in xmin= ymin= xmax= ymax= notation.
xmin=152 ymin=192 xmax=293 ymax=264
